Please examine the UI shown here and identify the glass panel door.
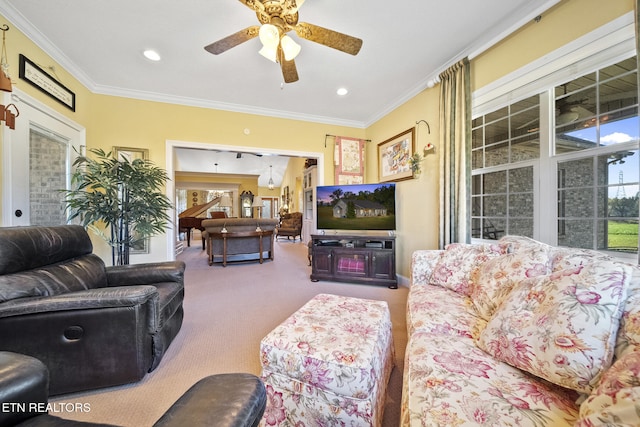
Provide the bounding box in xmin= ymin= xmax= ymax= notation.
xmin=29 ymin=126 xmax=69 ymax=225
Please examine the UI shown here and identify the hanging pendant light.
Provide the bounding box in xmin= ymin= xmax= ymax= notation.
xmin=268 ymin=165 xmax=274 ymax=190
xmin=0 ymin=25 xmax=12 ymax=93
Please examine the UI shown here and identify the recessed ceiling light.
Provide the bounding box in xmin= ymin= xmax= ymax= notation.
xmin=336 ymin=87 xmax=348 ymax=96
xmin=143 ymin=50 xmax=161 ymax=61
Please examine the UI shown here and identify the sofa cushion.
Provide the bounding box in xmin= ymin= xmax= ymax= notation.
xmin=154 ymin=281 xmax=185 ymax=329
xmin=407 ymin=284 xmax=486 ymax=339
xmin=201 ymin=218 xmax=279 ymax=233
xmin=616 ymin=266 xmax=640 ymax=357
xmin=469 ymin=246 xmax=550 ymax=320
xmin=549 ymin=246 xmax=614 ymax=272
xmin=410 ymin=250 xmax=443 ymax=287
xmin=429 ymin=243 xmax=505 ymax=296
xmin=0 ymin=225 xmax=93 ymax=275
xmin=498 ymin=235 xmax=552 ymax=253
xmin=401 ymin=331 xmax=579 ymax=426
xmin=575 ymin=348 xmax=640 ymax=426
xmin=0 ymin=254 xmax=108 ymax=304
xmin=477 ymin=260 xmax=631 ymax=394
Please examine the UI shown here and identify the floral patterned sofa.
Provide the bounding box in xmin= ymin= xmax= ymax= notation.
xmin=402 ymin=235 xmax=640 ymax=426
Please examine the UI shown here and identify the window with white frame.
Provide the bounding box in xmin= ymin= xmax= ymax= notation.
xmin=472 ymin=33 xmax=639 ymax=257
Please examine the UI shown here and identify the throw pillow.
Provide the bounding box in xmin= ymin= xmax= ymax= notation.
xmin=469 ymin=246 xmax=550 ymax=320
xmin=615 ymin=266 xmax=640 ymax=355
xmin=550 ymin=247 xmax=613 ymax=273
xmin=498 ymin=235 xmax=552 ymax=253
xmin=575 ymin=349 xmax=640 ymax=426
xmin=477 ymin=260 xmax=631 ymax=394
xmin=429 ymin=243 xmax=505 ymax=296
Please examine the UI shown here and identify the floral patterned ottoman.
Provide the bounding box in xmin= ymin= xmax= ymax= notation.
xmin=259 ymin=293 xmax=395 ymax=427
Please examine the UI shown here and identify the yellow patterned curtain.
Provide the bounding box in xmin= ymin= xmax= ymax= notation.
xmin=438 ymin=58 xmax=471 ymax=248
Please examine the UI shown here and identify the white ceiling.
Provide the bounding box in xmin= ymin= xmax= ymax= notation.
xmin=0 ymin=0 xmax=560 ymax=127
xmin=0 ymin=0 xmax=559 ymax=184
xmin=174 ymin=147 xmax=291 ymax=187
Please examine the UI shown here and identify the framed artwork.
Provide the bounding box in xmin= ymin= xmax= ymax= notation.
xmin=377 ymin=128 xmax=415 ymax=182
xmin=130 ymin=235 xmax=149 ymax=254
xmin=19 ymin=54 xmax=76 ymax=111
xmin=334 ymin=137 xmax=365 ymax=185
xmin=113 ymin=146 xmax=148 ymax=162
xmin=113 ymin=146 xmax=150 ymax=254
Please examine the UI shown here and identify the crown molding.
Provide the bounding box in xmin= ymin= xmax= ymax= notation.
xmin=364 ymin=0 xmax=562 ymax=127
xmin=1 ymin=0 xmax=563 ymax=130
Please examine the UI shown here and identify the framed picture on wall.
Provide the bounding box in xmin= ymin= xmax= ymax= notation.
xmin=113 ymin=146 xmax=148 ymax=162
xmin=377 ymin=128 xmax=415 ymax=182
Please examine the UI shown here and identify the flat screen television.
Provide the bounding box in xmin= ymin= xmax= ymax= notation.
xmin=316 ymin=183 xmax=396 ymax=231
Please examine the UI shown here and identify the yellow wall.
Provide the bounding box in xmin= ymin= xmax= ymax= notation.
xmin=0 ymin=0 xmax=635 ymax=276
xmin=473 ymin=0 xmax=635 ymax=90
xmin=280 ymin=157 xmax=306 ymax=212
xmin=364 ymin=89 xmax=440 ymax=276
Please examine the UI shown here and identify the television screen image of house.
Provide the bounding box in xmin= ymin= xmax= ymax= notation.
xmin=316 ymin=183 xmax=396 ymax=231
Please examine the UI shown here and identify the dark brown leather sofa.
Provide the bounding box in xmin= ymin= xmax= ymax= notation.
xmin=0 ymin=225 xmax=185 ymax=395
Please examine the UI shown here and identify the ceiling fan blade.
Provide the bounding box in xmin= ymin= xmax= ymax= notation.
xmin=294 ymin=22 xmax=362 ymax=55
xmin=516 ymin=117 xmax=539 ymax=130
xmin=280 ymin=57 xmax=299 ymax=83
xmin=204 ymin=26 xmax=260 ymax=55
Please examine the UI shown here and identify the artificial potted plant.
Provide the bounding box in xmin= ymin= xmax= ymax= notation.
xmin=409 ymin=153 xmax=422 ymax=178
xmin=64 ymin=148 xmax=172 ymax=265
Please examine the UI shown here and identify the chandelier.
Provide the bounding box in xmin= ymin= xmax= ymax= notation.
xmin=268 ymin=165 xmax=275 ymax=190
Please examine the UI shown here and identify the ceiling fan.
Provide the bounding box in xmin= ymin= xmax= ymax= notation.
xmin=204 ymin=0 xmax=363 ymax=83
xmin=517 ymin=90 xmax=595 ymax=131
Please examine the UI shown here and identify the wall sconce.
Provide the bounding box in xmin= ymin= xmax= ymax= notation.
xmin=0 ymin=103 xmax=19 ymax=129
xmin=423 ymin=143 xmax=435 ymax=156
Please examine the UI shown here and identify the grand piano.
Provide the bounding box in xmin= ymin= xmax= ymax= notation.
xmin=178 ymin=197 xmax=225 ymax=249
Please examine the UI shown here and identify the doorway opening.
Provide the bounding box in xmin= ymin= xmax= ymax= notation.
xmin=165 ymin=139 xmax=324 ymax=260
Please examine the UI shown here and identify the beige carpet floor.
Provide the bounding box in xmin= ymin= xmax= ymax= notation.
xmin=51 ymin=240 xmax=409 ymax=426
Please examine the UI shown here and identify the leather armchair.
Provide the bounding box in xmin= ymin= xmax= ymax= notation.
xmin=277 ymin=212 xmax=302 ymax=241
xmin=0 ymin=225 xmax=185 ymax=396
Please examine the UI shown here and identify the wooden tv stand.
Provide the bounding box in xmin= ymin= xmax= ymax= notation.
xmin=310 ymin=234 xmax=397 ymax=289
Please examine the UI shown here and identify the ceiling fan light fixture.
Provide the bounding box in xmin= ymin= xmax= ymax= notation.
xmin=557 ymin=110 xmax=580 ymax=125
xmin=280 ymin=35 xmax=301 ymax=61
xmin=259 ymin=45 xmax=278 ymax=63
xmin=259 ymin=24 xmax=280 ymax=48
